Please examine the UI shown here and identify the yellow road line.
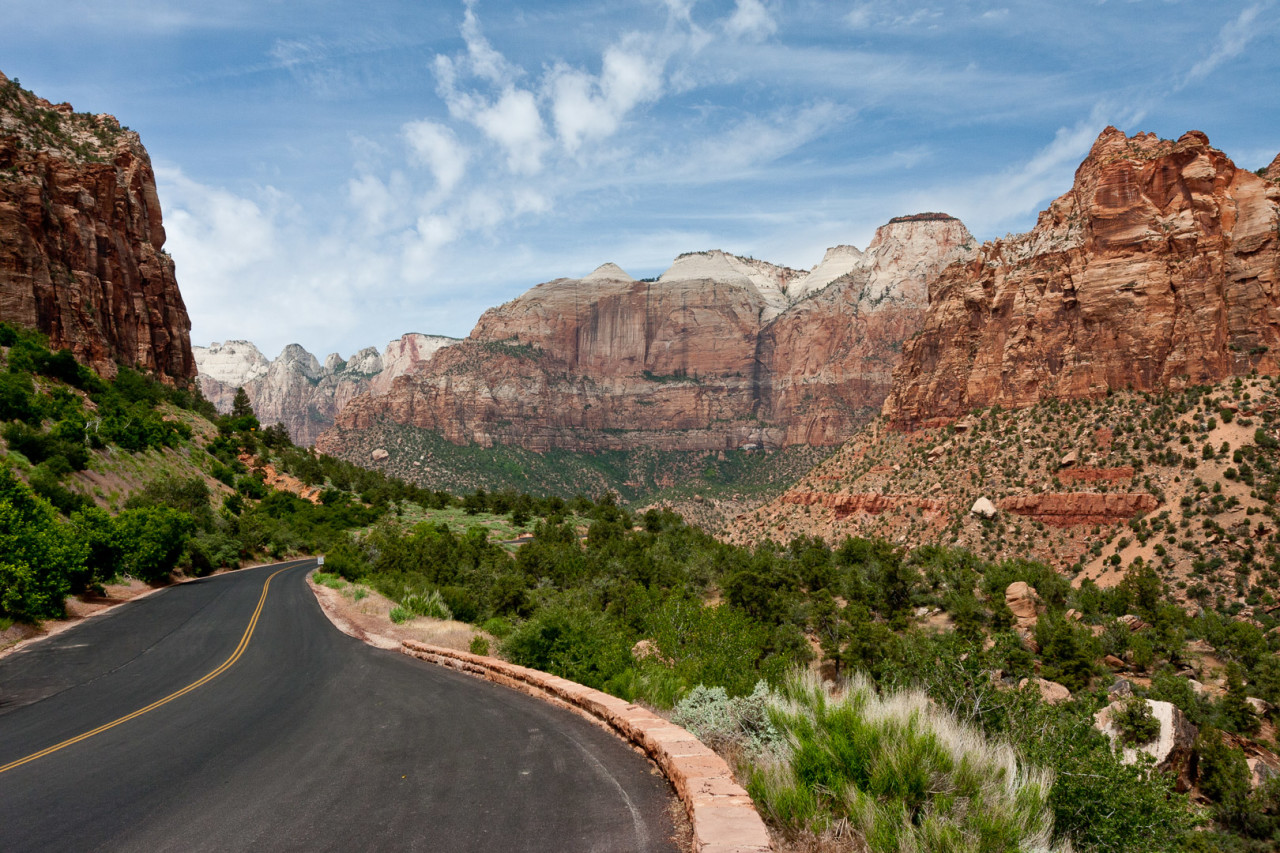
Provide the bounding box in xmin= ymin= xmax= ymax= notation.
xmin=0 ymin=563 xmax=301 ymax=775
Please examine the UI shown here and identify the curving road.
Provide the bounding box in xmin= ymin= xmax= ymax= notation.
xmin=0 ymin=560 xmax=680 ymax=852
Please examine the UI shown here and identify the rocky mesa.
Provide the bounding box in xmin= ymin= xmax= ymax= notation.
xmin=0 ymin=71 xmax=194 ymax=380
xmin=883 ymin=128 xmax=1280 ymax=428
xmin=319 ymin=214 xmax=973 ymax=458
xmin=195 ymin=334 xmax=456 ymax=446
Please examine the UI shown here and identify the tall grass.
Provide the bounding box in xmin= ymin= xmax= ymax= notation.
xmin=745 ymin=672 xmax=1065 ymax=853
xmin=398 ymin=586 xmax=453 ymax=621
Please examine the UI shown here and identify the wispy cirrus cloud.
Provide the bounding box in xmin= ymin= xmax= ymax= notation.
xmin=86 ymin=0 xmax=1275 ymax=358
xmin=1182 ymin=2 xmax=1273 ymax=89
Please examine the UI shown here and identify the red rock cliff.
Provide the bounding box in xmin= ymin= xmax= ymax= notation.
xmin=0 ymin=71 xmax=194 ymax=380
xmin=321 ymin=218 xmax=973 ymax=455
xmin=883 ymin=128 xmax=1280 ymax=427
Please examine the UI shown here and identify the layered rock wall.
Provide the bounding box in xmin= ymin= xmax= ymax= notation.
xmin=884 ymin=129 xmax=1280 ymax=427
xmin=0 ymin=71 xmax=194 ymax=380
xmin=195 ymin=333 xmax=456 ymax=446
xmin=322 ymin=216 xmax=974 ymax=455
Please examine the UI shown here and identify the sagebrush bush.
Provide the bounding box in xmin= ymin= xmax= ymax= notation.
xmin=671 ymin=681 xmax=781 ymax=756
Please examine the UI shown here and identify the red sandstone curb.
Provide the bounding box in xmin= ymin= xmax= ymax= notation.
xmin=401 ymin=640 xmax=774 ymax=853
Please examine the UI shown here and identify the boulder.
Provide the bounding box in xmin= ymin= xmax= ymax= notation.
xmin=1060 ymin=450 xmax=1077 ymax=468
xmin=370 ymin=448 xmax=390 ymax=462
xmin=970 ymin=497 xmax=998 ymax=519
xmin=1117 ymin=614 xmax=1147 ymax=632
xmin=1005 ymin=582 xmax=1043 ymax=629
xmin=1246 ymin=696 xmax=1274 ymax=716
xmin=630 ymin=639 xmax=672 ymax=666
xmin=1248 ymin=758 xmax=1280 ymax=789
xmin=1020 ymin=677 xmax=1072 ymax=704
xmin=1104 ymin=654 xmax=1127 ymax=671
xmin=1095 ymin=699 xmax=1198 ymax=791
xmin=1108 ymin=679 xmax=1133 ymax=700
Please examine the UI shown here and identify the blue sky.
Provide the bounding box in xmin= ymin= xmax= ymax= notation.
xmin=2 ymin=1 xmax=1278 ymax=359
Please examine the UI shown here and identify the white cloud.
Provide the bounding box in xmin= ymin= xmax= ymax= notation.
xmin=472 ymin=87 xmax=550 ymax=174
xmin=403 ymin=120 xmax=469 ymax=195
xmin=666 ymin=102 xmax=848 ymax=181
xmin=159 ymin=167 xmax=277 ymax=281
xmin=346 ymin=172 xmax=399 ymax=232
xmin=459 ymin=0 xmax=514 ymax=85
xmin=724 ymin=0 xmax=777 ymax=41
xmin=547 ymin=36 xmax=664 ymax=152
xmin=1182 ymin=3 xmax=1271 ymax=88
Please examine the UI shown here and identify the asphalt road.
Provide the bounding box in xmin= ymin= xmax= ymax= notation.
xmin=0 ymin=560 xmax=680 ymax=852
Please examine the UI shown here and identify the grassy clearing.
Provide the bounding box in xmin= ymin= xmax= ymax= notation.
xmin=313 ymin=570 xmax=346 ymax=590
xmin=384 ymin=502 xmax=543 ymax=545
xmin=740 ymin=673 xmax=1061 ymax=853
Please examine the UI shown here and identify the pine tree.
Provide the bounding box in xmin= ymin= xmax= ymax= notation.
xmin=231 ymin=387 xmax=254 ymax=419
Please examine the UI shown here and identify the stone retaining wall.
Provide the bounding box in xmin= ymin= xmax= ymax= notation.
xmin=401 ymin=640 xmax=773 ymax=853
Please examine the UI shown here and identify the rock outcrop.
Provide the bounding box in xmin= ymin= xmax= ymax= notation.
xmin=1095 ymin=699 xmax=1198 ymax=790
xmin=781 ymin=491 xmax=946 ymax=517
xmin=320 ymin=215 xmax=974 ymax=455
xmin=1005 ymin=582 xmax=1043 ymax=630
xmin=1019 ymin=677 xmax=1071 ymax=704
xmin=884 ymin=128 xmax=1280 ymax=427
xmin=0 ymin=71 xmax=194 ymax=380
xmin=1266 ymin=152 xmax=1280 ymax=183
xmin=997 ymin=492 xmax=1160 ymax=526
xmin=195 ymin=333 xmax=457 ymax=446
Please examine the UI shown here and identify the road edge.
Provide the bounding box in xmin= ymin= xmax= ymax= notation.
xmin=302 ymin=572 xmax=772 ymax=853
xmin=401 ymin=641 xmax=774 ymax=853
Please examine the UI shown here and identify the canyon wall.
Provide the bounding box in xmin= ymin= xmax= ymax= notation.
xmin=0 ymin=71 xmax=194 ymax=380
xmin=318 ymin=215 xmax=974 ymax=456
xmin=883 ymin=128 xmax=1280 ymax=428
xmin=195 ymin=334 xmax=456 ymax=446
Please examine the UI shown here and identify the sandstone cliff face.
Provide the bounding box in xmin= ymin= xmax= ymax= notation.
xmin=883 ymin=129 xmax=1280 ymax=428
xmin=759 ymin=216 xmax=974 ymax=444
xmin=1266 ymin=152 xmax=1280 ymax=183
xmin=195 ymin=333 xmax=456 ymax=446
xmin=320 ymin=216 xmax=973 ymax=456
xmin=0 ymin=71 xmax=194 ymax=380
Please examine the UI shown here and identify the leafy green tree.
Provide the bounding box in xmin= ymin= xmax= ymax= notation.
xmin=1196 ymin=727 xmax=1254 ymax=831
xmin=1220 ymin=663 xmax=1261 ymax=735
xmin=1037 ymin=614 xmax=1100 ymax=692
xmin=69 ymin=506 xmax=125 ymax=590
xmin=0 ymin=468 xmax=88 ymax=619
xmin=114 ymin=507 xmax=194 ymax=583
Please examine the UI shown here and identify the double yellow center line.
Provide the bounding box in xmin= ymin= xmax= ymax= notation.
xmin=0 ymin=563 xmax=297 ymax=775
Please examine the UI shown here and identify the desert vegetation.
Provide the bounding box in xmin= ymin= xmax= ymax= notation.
xmin=4 ymin=320 xmax=1279 ymax=852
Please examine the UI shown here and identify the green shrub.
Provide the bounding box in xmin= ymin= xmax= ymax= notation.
xmin=469 ymin=635 xmax=490 ymax=656
xmin=481 ymin=616 xmax=513 ymax=638
xmin=114 ymin=506 xmax=195 ymax=583
xmin=646 ymin=596 xmax=782 ymax=697
xmin=1114 ymin=696 xmax=1161 ymax=745
xmin=313 ymin=571 xmax=345 ymax=590
xmin=389 ymin=606 xmax=411 ymax=624
xmin=185 ymin=531 xmax=240 ymax=575
xmin=0 ymin=467 xmax=88 ymax=619
xmin=502 ymin=606 xmax=632 ymax=690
